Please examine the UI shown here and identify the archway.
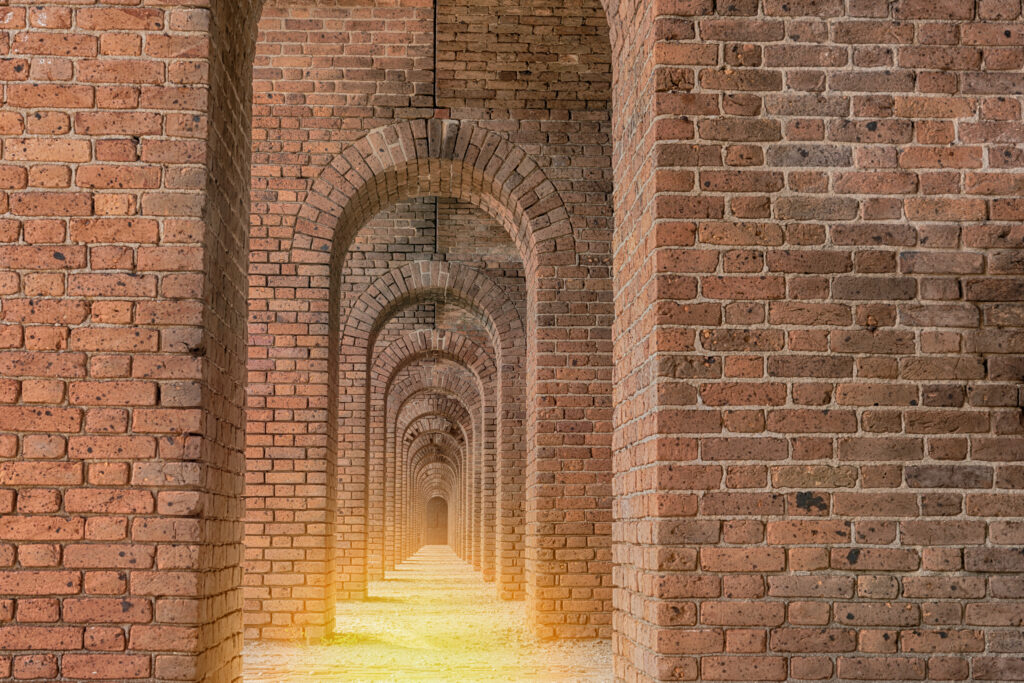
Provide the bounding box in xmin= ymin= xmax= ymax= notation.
xmin=425 ymin=497 xmax=450 ymax=546
xmin=246 ymin=109 xmax=612 ymax=646
xmin=245 ymin=0 xmax=613 ymax=660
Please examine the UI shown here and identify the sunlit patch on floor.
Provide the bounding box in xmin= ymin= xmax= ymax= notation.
xmin=244 ymin=546 xmax=612 ymax=682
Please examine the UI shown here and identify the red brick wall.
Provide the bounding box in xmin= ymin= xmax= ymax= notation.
xmin=607 ymin=0 xmax=662 ymax=675
xmin=611 ymin=0 xmax=1024 ymax=680
xmin=200 ymin=2 xmax=260 ymax=680
xmin=3 ymin=0 xmax=1023 ymax=680
xmin=0 ymin=0 xmax=258 ymax=680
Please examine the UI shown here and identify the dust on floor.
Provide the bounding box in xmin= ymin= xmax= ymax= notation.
xmin=244 ymin=545 xmax=613 ymax=682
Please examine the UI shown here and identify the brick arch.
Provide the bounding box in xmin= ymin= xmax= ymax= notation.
xmin=396 ymin=405 xmax=475 ymax=482
xmin=240 ymin=7 xmax=614 ymax=643
xmin=306 ymin=144 xmax=535 ymax=593
xmin=235 ymin=0 xmax=616 ymax=648
xmin=401 ymin=414 xmax=467 ymax=451
xmin=407 ymin=433 xmax=464 ymax=474
xmin=380 ymin=346 xmax=491 ymax=467
xmin=407 ymin=436 xmax=465 ymax=554
xmin=391 ymin=375 xmax=480 ymax=481
xmin=414 ymin=460 xmax=458 ymax=491
xmin=388 ymin=361 xmax=483 ymax=418
xmin=345 ymin=260 xmax=524 ymax=358
xmin=339 ymin=260 xmax=521 ymax=463
xmin=400 ymin=428 xmax=469 ymax=564
xmin=330 ymin=260 xmax=524 ymax=591
xmin=393 ymin=395 xmax=478 ymax=570
xmin=348 ymin=268 xmax=520 ymax=581
xmin=412 ymin=459 xmax=460 ymax=551
xmin=372 ymin=317 xmax=515 ymax=579
xmin=371 ymin=328 xmax=497 ymax=399
xmin=380 ymin=348 xmax=489 ymax=467
xmin=395 ymin=394 xmax=477 ymax=474
xmin=416 ymin=475 xmax=455 ymax=508
xmin=414 ymin=463 xmax=457 ymax=513
xmin=385 ymin=359 xmax=484 ymax=426
xmin=257 ymin=62 xmax=611 ymax=631
xmin=411 ymin=448 xmax=461 ymax=478
xmin=408 ymin=441 xmax=463 ymax=506
xmin=291 ymin=118 xmax=578 ymax=275
xmin=397 ymin=400 xmax=474 ymax=454
xmin=389 ymin=371 xmax=480 ymax=461
xmin=389 ymin=366 xmax=481 ymax=439
xmin=407 ymin=432 xmax=463 ymax=553
xmin=281 ymin=113 xmax=610 ymax=618
xmin=413 ymin=462 xmax=458 ymax=499
xmin=370 ymin=363 xmax=481 ymax=578
xmin=413 ymin=461 xmax=458 ymax=506
xmin=411 ymin=449 xmax=460 ymax=480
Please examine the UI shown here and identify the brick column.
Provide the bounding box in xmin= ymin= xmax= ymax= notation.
xmin=611 ymin=1 xmax=1024 ymax=681
xmin=0 ymin=1 xmax=257 ymax=680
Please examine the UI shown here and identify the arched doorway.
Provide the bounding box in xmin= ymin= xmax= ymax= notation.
xmin=245 ymin=0 xmax=613 ymax=651
xmin=425 ymin=497 xmax=449 ymax=545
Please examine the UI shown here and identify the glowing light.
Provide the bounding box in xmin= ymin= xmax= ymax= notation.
xmin=245 ymin=546 xmax=611 ymax=682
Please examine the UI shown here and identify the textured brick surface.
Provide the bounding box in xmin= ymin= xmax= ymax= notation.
xmin=610 ymin=0 xmax=1024 ymax=681
xmin=1 ymin=0 xmax=1022 ymax=681
xmin=0 ymin=0 xmax=259 ymax=681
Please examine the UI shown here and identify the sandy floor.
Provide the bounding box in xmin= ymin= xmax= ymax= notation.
xmin=244 ymin=546 xmax=613 ymax=682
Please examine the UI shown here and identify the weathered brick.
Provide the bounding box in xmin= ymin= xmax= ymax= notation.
xmin=62 ymin=654 xmax=150 ymax=679
xmin=0 ymin=2 xmax=1019 ymax=679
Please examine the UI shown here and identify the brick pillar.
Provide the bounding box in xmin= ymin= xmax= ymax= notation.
xmin=611 ymin=1 xmax=1024 ymax=681
xmin=0 ymin=1 xmax=257 ymax=680
xmin=525 ymin=255 xmax=616 ymax=637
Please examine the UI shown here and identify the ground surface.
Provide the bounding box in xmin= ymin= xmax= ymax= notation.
xmin=244 ymin=546 xmax=613 ymax=682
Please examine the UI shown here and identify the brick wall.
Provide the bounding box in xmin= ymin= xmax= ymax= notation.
xmin=0 ymin=0 xmax=258 ymax=680
xmin=2 ymin=0 xmax=1022 ymax=680
xmin=611 ymin=0 xmax=1024 ymax=680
